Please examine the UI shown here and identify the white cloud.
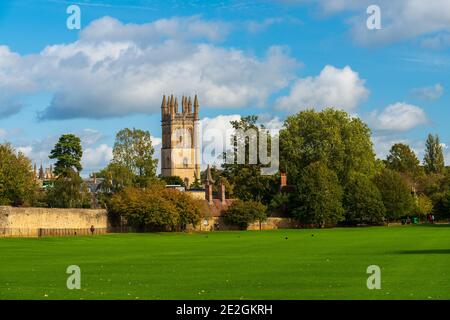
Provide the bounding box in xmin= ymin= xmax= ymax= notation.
xmin=82 ymin=144 xmax=113 ymax=171
xmin=285 ymin=1 xmax=450 ymax=46
xmin=372 ymin=134 xmax=425 ymax=160
xmin=0 ymin=16 xmax=299 ymax=120
xmin=411 ymin=84 xmax=444 ymax=100
xmin=369 ymin=102 xmax=428 ymax=132
xmin=275 ymin=65 xmax=369 ymax=113
xmin=0 ymin=128 xmax=6 ymax=138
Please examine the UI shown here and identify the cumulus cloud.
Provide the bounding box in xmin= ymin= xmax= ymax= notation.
xmin=284 ymin=1 xmax=450 ymax=46
xmin=369 ymin=102 xmax=428 ymax=132
xmin=275 ymin=65 xmax=369 ymax=113
xmin=411 ymin=84 xmax=444 ymax=100
xmin=82 ymin=144 xmax=113 ymax=172
xmin=0 ymin=16 xmax=299 ymax=120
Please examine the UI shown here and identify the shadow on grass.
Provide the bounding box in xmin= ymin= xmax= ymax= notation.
xmin=396 ymin=249 xmax=450 ymax=255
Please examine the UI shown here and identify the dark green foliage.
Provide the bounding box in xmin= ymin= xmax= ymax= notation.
xmin=386 ymin=143 xmax=422 ymax=178
xmin=221 ymin=116 xmax=279 ymax=205
xmin=45 ymin=169 xmax=91 ymax=208
xmin=292 ymin=162 xmax=344 ymax=227
xmin=374 ymin=168 xmax=415 ymax=220
xmin=49 ymin=134 xmax=83 ymax=175
xmin=280 ymin=109 xmax=377 ymax=185
xmin=423 ymin=134 xmax=445 ymax=174
xmin=224 ymin=199 xmax=267 ymax=230
xmin=160 ymin=175 xmax=185 ymax=186
xmin=343 ymin=173 xmax=385 ymax=225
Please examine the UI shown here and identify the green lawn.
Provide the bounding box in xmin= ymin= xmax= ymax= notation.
xmin=0 ymin=225 xmax=449 ymax=300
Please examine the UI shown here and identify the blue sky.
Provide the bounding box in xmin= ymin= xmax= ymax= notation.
xmin=1 ymin=0 xmax=450 ymax=175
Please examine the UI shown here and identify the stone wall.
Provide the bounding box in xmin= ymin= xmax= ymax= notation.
xmin=0 ymin=206 xmax=108 ymax=237
xmin=190 ymin=216 xmax=296 ymax=231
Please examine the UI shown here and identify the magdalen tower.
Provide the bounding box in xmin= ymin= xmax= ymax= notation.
xmin=160 ymin=94 xmax=201 ymax=188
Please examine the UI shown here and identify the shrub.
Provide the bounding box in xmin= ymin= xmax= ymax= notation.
xmin=109 ymin=185 xmax=203 ymax=231
xmin=224 ymin=199 xmax=267 ymax=230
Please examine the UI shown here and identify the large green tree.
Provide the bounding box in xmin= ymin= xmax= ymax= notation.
xmin=280 ymin=109 xmax=377 ymax=185
xmin=49 ymin=134 xmax=83 ymax=176
xmin=0 ymin=143 xmax=37 ymax=206
xmin=112 ymin=128 xmax=158 ymax=186
xmin=374 ymin=168 xmax=416 ymax=221
xmin=423 ymin=134 xmax=445 ymax=174
xmin=221 ymin=116 xmax=278 ymax=204
xmin=386 ymin=143 xmax=422 ymax=178
xmin=292 ymin=161 xmax=344 ymax=227
xmin=343 ymin=173 xmax=386 ymax=225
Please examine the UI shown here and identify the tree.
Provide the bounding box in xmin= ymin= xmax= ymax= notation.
xmin=386 ymin=143 xmax=422 ymax=178
xmin=414 ymin=194 xmax=433 ymax=218
xmin=97 ymin=162 xmax=135 ymax=193
xmin=423 ymin=134 xmax=445 ymax=174
xmin=280 ymin=109 xmax=377 ymax=186
xmin=160 ymin=175 xmax=185 ymax=186
xmin=45 ymin=169 xmax=91 ymax=208
xmin=224 ymin=199 xmax=267 ymax=230
xmin=343 ymin=173 xmax=385 ymax=225
xmin=0 ymin=143 xmax=37 ymax=206
xmin=221 ymin=116 xmax=278 ymax=204
xmin=292 ymin=161 xmax=344 ymax=227
xmin=112 ymin=128 xmax=158 ymax=186
xmin=374 ymin=168 xmax=416 ymax=221
xmin=49 ymin=134 xmax=83 ymax=176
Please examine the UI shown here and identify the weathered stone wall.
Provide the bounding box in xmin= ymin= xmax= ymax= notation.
xmin=190 ymin=216 xmax=296 ymax=231
xmin=0 ymin=206 xmax=108 ymax=237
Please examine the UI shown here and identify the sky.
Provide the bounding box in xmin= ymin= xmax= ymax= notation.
xmin=1 ymin=0 xmax=450 ymax=176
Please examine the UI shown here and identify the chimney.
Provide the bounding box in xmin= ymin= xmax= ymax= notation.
xmin=205 ymin=183 xmax=213 ymax=204
xmin=220 ymin=182 xmax=226 ymax=204
xmin=280 ymin=172 xmax=287 ymax=191
xmin=93 ymin=172 xmax=97 ymax=184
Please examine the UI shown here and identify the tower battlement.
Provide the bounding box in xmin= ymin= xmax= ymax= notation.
xmin=161 ymin=94 xmax=199 ymax=121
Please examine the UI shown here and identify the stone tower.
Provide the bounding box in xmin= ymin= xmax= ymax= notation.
xmin=160 ymin=94 xmax=201 ymax=188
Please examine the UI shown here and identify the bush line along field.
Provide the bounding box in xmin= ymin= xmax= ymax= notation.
xmin=0 ymin=226 xmax=449 ymax=300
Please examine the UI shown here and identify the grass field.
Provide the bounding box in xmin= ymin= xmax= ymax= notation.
xmin=0 ymin=225 xmax=449 ymax=300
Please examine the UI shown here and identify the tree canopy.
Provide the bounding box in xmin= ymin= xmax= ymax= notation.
xmin=0 ymin=143 xmax=37 ymax=206
xmin=423 ymin=134 xmax=445 ymax=174
xmin=386 ymin=143 xmax=422 ymax=178
xmin=49 ymin=134 xmax=83 ymax=176
xmin=280 ymin=109 xmax=377 ymax=185
xmin=112 ymin=128 xmax=158 ymax=186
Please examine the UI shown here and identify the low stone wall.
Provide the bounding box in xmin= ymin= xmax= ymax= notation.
xmin=0 ymin=206 xmax=108 ymax=237
xmin=191 ymin=216 xmax=296 ymax=231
